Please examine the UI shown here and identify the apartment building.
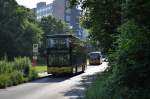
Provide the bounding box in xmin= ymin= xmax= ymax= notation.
xmin=32 ymin=2 xmax=53 ymax=20
xmin=32 ymin=0 xmax=84 ymax=39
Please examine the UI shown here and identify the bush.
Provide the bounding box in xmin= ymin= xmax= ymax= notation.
xmin=10 ymin=71 xmax=25 ymax=85
xmin=0 ymin=74 xmax=10 ymax=88
xmin=0 ymin=57 xmax=38 ymax=88
xmin=85 ymin=71 xmax=117 ymax=99
xmin=0 ymin=61 xmax=13 ymax=74
xmin=114 ymin=20 xmax=150 ymax=98
xmin=29 ymin=68 xmax=38 ymax=80
xmin=112 ymin=20 xmax=150 ymax=88
xmin=85 ymin=20 xmax=150 ymax=99
xmin=13 ymin=57 xmax=32 ymax=76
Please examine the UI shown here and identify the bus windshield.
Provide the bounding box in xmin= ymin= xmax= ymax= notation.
xmin=47 ymin=38 xmax=69 ymax=49
xmin=48 ymin=54 xmax=70 ymax=66
xmin=89 ymin=52 xmax=101 ymax=60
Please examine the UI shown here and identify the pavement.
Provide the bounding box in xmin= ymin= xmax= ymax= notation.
xmin=38 ymin=72 xmax=50 ymax=78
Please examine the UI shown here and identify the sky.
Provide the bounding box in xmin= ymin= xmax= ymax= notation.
xmin=16 ymin=0 xmax=54 ymax=9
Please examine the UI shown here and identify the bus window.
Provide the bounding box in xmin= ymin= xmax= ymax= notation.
xmin=47 ymin=38 xmax=69 ymax=49
xmin=46 ymin=34 xmax=87 ymax=75
xmin=48 ymin=54 xmax=70 ymax=66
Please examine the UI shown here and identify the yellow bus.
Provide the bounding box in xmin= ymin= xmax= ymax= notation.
xmin=88 ymin=52 xmax=102 ymax=65
xmin=46 ymin=34 xmax=87 ymax=75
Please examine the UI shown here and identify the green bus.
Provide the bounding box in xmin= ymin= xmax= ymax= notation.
xmin=46 ymin=34 xmax=87 ymax=75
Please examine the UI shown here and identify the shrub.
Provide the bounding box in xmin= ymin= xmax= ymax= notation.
xmin=13 ymin=57 xmax=32 ymax=76
xmin=29 ymin=68 xmax=38 ymax=80
xmin=85 ymin=20 xmax=150 ymax=99
xmin=0 ymin=57 xmax=38 ymax=88
xmin=0 ymin=61 xmax=13 ymax=74
xmin=10 ymin=71 xmax=25 ymax=85
xmin=0 ymin=74 xmax=10 ymax=88
xmin=85 ymin=71 xmax=117 ymax=99
xmin=115 ymin=20 xmax=150 ymax=88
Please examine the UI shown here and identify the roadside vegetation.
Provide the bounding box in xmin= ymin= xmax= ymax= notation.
xmin=0 ymin=0 xmax=74 ymax=89
xmin=0 ymin=0 xmax=43 ymax=59
xmin=33 ymin=65 xmax=47 ymax=73
xmin=70 ymin=0 xmax=150 ymax=98
xmin=0 ymin=57 xmax=38 ymax=88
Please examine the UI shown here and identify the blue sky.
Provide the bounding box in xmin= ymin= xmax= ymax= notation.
xmin=16 ymin=0 xmax=54 ymax=9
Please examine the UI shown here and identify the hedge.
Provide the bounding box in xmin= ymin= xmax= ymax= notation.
xmin=0 ymin=57 xmax=38 ymax=88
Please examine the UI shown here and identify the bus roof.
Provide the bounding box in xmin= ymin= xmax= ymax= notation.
xmin=46 ymin=34 xmax=74 ymax=38
xmin=46 ymin=34 xmax=85 ymax=42
xmin=89 ymin=51 xmax=101 ymax=54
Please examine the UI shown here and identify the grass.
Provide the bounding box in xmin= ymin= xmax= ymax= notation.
xmin=33 ymin=65 xmax=47 ymax=73
xmin=84 ymin=71 xmax=115 ymax=99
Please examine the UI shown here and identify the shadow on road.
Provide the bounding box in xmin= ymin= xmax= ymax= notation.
xmin=31 ymin=73 xmax=83 ymax=83
xmin=31 ymin=75 xmax=71 ymax=83
xmin=63 ymin=73 xmax=100 ymax=99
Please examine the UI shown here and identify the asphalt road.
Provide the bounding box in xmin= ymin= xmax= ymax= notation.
xmin=0 ymin=62 xmax=108 ymax=99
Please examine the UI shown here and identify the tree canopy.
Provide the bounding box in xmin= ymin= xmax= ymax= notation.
xmin=70 ymin=0 xmax=150 ymax=98
xmin=39 ymin=15 xmax=73 ymax=53
xmin=0 ymin=0 xmax=43 ymax=59
xmin=40 ymin=16 xmax=73 ymax=35
xmin=71 ymin=0 xmax=121 ymax=53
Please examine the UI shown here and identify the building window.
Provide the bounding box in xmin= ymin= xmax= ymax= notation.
xmin=66 ymin=16 xmax=71 ymax=22
xmin=66 ymin=1 xmax=70 ymax=8
xmin=66 ymin=9 xmax=71 ymax=14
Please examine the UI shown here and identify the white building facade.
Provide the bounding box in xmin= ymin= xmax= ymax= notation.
xmin=32 ymin=1 xmax=87 ymax=39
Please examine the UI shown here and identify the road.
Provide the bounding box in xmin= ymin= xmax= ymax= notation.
xmin=0 ymin=62 xmax=108 ymax=99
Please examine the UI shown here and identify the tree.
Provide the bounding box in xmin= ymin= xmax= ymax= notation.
xmin=70 ymin=0 xmax=121 ymax=54
xmin=0 ymin=0 xmax=43 ymax=59
xmin=40 ymin=16 xmax=73 ymax=53
xmin=40 ymin=16 xmax=73 ymax=35
xmin=70 ymin=0 xmax=150 ymax=98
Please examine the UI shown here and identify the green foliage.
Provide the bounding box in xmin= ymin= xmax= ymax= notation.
xmin=40 ymin=16 xmax=73 ymax=35
xmin=114 ymin=20 xmax=150 ymax=89
xmin=29 ymin=68 xmax=38 ymax=80
xmin=33 ymin=65 xmax=47 ymax=73
xmin=0 ymin=57 xmax=38 ymax=88
xmin=0 ymin=74 xmax=10 ymax=88
xmin=71 ymin=0 xmax=121 ymax=53
xmin=85 ymin=20 xmax=150 ymax=99
xmin=0 ymin=1 xmax=43 ymax=59
xmin=71 ymin=0 xmax=150 ymax=99
xmin=10 ymin=71 xmax=25 ymax=85
xmin=122 ymin=0 xmax=150 ymax=28
xmin=40 ymin=16 xmax=73 ymax=54
xmin=13 ymin=57 xmax=32 ymax=76
xmin=0 ymin=61 xmax=13 ymax=74
xmin=85 ymin=72 xmax=113 ymax=99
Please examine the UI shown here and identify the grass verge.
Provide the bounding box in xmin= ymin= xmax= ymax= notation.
xmin=33 ymin=65 xmax=47 ymax=73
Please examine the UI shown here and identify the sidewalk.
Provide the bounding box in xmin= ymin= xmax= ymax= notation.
xmin=38 ymin=72 xmax=50 ymax=77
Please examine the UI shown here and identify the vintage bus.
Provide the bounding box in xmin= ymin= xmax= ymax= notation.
xmin=46 ymin=34 xmax=87 ymax=75
xmin=88 ymin=52 xmax=102 ymax=65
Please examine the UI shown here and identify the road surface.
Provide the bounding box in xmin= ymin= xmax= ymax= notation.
xmin=0 ymin=62 xmax=107 ymax=99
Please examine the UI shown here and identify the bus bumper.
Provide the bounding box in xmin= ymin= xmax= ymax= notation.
xmin=89 ymin=60 xmax=101 ymax=65
xmin=47 ymin=67 xmax=73 ymax=74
